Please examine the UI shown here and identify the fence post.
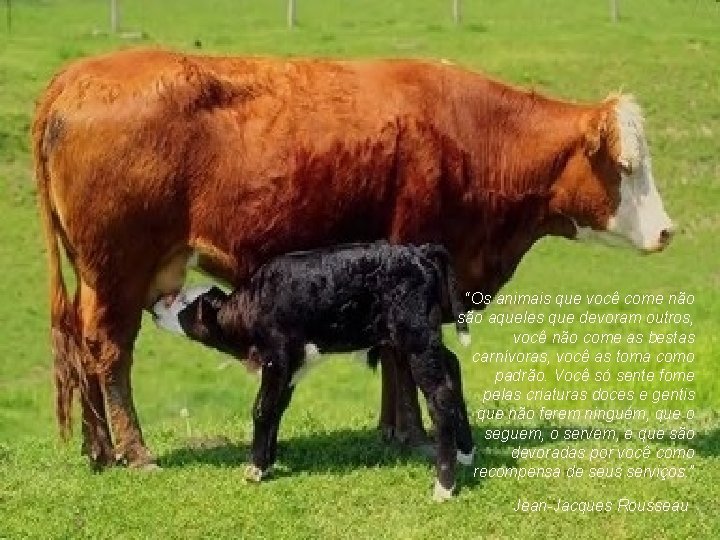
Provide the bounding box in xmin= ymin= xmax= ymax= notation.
xmin=452 ymin=0 xmax=461 ymax=25
xmin=287 ymin=0 xmax=296 ymax=29
xmin=609 ymin=0 xmax=619 ymax=23
xmin=110 ymin=0 xmax=120 ymax=33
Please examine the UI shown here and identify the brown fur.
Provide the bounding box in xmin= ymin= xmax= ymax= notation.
xmin=33 ymin=49 xmax=630 ymax=464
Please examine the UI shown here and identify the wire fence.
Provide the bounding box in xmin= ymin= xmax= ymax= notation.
xmin=3 ymin=0 xmax=624 ymax=34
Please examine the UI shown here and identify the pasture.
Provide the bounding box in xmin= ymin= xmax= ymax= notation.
xmin=0 ymin=1 xmax=718 ymax=538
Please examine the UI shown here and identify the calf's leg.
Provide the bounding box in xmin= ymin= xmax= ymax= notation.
xmin=442 ymin=346 xmax=474 ymax=464
xmin=407 ymin=348 xmax=458 ymax=501
xmin=246 ymin=344 xmax=296 ymax=481
xmin=263 ymin=378 xmax=295 ymax=470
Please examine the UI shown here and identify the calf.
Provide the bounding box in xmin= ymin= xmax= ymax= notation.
xmin=153 ymin=242 xmax=474 ymax=500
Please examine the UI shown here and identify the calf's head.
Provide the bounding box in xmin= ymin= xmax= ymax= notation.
xmin=550 ymin=95 xmax=674 ymax=252
xmin=153 ymin=285 xmax=265 ymax=373
xmin=153 ymin=285 xmax=244 ymax=355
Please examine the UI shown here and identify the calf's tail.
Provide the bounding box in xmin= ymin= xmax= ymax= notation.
xmin=422 ymin=245 xmax=471 ymax=347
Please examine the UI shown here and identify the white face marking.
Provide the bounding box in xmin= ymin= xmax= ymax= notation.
xmin=152 ymin=284 xmax=215 ymax=336
xmin=606 ymin=159 xmax=673 ymax=252
xmin=582 ymin=97 xmax=673 ymax=252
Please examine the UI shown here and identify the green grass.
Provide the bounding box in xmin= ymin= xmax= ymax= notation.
xmin=1 ymin=1 xmax=719 ymax=538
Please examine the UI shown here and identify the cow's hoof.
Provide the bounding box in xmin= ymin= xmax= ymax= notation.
xmin=82 ymin=437 xmax=115 ymax=471
xmin=84 ymin=445 xmax=115 ymax=470
xmin=457 ymin=447 xmax=475 ymax=466
xmin=116 ymin=444 xmax=158 ymax=470
xmin=432 ymin=480 xmax=455 ymax=502
xmin=244 ymin=464 xmax=269 ymax=483
xmin=132 ymin=462 xmax=163 ymax=472
xmin=122 ymin=451 xmax=161 ymax=471
xmin=379 ymin=423 xmax=395 ymax=442
xmin=86 ymin=452 xmax=115 ymax=472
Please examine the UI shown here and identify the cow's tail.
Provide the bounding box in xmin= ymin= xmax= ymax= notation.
xmin=423 ymin=245 xmax=471 ymax=347
xmin=33 ymin=91 xmax=82 ymax=440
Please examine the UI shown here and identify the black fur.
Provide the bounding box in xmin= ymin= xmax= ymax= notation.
xmin=176 ymin=242 xmax=473 ymax=496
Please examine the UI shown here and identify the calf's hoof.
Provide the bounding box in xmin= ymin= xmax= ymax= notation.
xmin=244 ymin=464 xmax=270 ymax=483
xmin=432 ymin=480 xmax=455 ymax=502
xmin=457 ymin=447 xmax=475 ymax=466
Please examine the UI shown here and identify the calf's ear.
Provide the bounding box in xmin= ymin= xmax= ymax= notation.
xmin=202 ymin=286 xmax=229 ymax=310
xmin=178 ymin=295 xmax=226 ymax=350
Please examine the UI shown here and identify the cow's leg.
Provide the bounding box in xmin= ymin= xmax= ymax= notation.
xmin=442 ymin=346 xmax=474 ymax=464
xmin=394 ymin=352 xmax=431 ymax=447
xmin=73 ymin=283 xmax=113 ymax=468
xmin=379 ymin=349 xmax=431 ymax=449
xmin=79 ymin=284 xmax=154 ymax=468
xmin=103 ymin=348 xmax=154 ymax=467
xmin=386 ymin=127 xmax=442 ymax=450
xmin=378 ymin=348 xmax=397 ymax=441
xmin=407 ymin=346 xmax=457 ymax=501
xmin=79 ymin=373 xmax=114 ymax=468
xmin=245 ymin=343 xmax=294 ymax=482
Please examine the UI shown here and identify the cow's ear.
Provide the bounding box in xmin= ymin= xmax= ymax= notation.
xmin=581 ymin=107 xmax=610 ymax=157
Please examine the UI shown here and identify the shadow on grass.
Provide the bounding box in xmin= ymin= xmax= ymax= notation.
xmin=161 ymin=423 xmax=606 ymax=466
xmin=161 ymin=423 xmax=671 ymax=493
xmin=685 ymin=427 xmax=720 ymax=456
xmin=161 ymin=428 xmax=444 ymax=474
xmin=161 ymin=424 xmax=596 ymax=478
xmin=162 ymin=422 xmax=703 ymax=496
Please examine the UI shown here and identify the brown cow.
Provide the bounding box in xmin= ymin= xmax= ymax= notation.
xmin=33 ymin=49 xmax=672 ymax=469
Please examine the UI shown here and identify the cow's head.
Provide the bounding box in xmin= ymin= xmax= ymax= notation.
xmin=550 ymin=95 xmax=673 ymax=252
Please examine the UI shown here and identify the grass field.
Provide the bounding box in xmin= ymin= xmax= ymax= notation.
xmin=1 ymin=1 xmax=719 ymax=538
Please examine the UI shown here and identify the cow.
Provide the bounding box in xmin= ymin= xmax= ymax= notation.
xmin=33 ymin=49 xmax=673 ymax=470
xmin=151 ymin=242 xmax=474 ymax=500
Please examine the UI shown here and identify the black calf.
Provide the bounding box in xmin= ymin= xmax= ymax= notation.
xmin=153 ymin=242 xmax=473 ymax=500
